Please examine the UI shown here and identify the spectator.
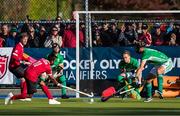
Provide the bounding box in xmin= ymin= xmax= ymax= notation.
xmin=44 ymin=26 xmax=63 ymax=48
xmin=118 ymin=23 xmax=138 ymax=46
xmin=93 ymin=31 xmax=103 ymax=46
xmin=5 ymin=27 xmax=19 ymax=47
xmin=169 ymin=33 xmax=178 ymax=46
xmin=138 ymin=24 xmax=152 ymax=46
xmin=151 ymin=25 xmax=165 ymax=46
xmin=0 ymin=24 xmax=9 ymax=40
xmin=0 ymin=37 xmax=5 ymax=47
xmin=166 ymin=23 xmax=174 ymax=34
xmin=62 ymin=24 xmax=84 ymax=48
xmin=109 ymin=23 xmax=120 ymax=46
xmin=100 ymin=23 xmax=113 ymax=47
xmin=137 ymin=22 xmax=143 ymax=35
xmin=56 ymin=15 xmax=66 ymax=37
xmin=38 ymin=26 xmax=47 ymax=48
xmin=26 ymin=26 xmax=39 ymax=48
xmin=173 ymin=24 xmax=180 ymax=45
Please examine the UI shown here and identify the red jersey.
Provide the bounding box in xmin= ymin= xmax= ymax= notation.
xmin=9 ymin=42 xmax=29 ymax=69
xmin=138 ymin=32 xmax=152 ymax=46
xmin=25 ymin=58 xmax=52 ymax=82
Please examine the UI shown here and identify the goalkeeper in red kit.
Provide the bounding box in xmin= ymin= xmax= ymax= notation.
xmin=5 ymin=58 xmax=61 ymax=105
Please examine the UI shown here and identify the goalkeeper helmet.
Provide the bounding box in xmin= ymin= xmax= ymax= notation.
xmin=52 ymin=43 xmax=60 ymax=53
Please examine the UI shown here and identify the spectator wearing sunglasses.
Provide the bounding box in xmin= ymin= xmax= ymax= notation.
xmin=44 ymin=26 xmax=63 ymax=48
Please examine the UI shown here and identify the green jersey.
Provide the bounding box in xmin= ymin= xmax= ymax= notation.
xmin=47 ymin=53 xmax=64 ymax=70
xmin=142 ymin=48 xmax=169 ymax=65
xmin=119 ymin=57 xmax=139 ymax=72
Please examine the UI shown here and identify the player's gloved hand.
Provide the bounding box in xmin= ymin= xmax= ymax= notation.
xmin=57 ymin=83 xmax=61 ymax=88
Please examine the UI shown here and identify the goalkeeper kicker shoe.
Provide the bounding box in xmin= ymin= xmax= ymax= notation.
xmin=49 ymin=99 xmax=61 ymax=105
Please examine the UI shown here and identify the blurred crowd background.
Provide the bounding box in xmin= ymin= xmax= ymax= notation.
xmin=0 ymin=0 xmax=179 ymax=48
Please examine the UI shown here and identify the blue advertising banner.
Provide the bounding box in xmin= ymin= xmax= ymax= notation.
xmin=24 ymin=46 xmax=180 ymax=84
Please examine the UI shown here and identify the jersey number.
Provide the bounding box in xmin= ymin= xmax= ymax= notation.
xmin=33 ymin=61 xmax=42 ymax=67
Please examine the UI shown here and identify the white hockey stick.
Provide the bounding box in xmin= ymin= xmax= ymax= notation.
xmin=59 ymin=83 xmax=94 ymax=98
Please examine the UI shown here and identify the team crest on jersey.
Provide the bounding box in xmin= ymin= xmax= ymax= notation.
xmin=0 ymin=55 xmax=8 ymax=79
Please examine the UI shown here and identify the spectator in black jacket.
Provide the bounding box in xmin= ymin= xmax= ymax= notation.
xmin=26 ymin=26 xmax=39 ymax=48
xmin=100 ymin=23 xmax=113 ymax=47
xmin=151 ymin=24 xmax=165 ymax=46
xmin=109 ymin=23 xmax=120 ymax=46
xmin=38 ymin=26 xmax=47 ymax=48
xmin=118 ymin=23 xmax=138 ymax=46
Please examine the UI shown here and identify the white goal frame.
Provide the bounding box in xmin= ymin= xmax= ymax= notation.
xmin=75 ymin=10 xmax=180 ymax=98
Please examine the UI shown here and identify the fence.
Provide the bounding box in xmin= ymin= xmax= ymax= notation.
xmin=0 ymin=0 xmax=180 ymax=21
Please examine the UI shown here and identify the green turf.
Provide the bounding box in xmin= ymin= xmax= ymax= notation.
xmin=0 ymin=98 xmax=180 ymax=115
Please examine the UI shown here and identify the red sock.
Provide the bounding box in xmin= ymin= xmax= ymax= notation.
xmin=11 ymin=93 xmax=27 ymax=100
xmin=20 ymin=81 xmax=27 ymax=95
xmin=41 ymin=85 xmax=53 ymax=99
xmin=11 ymin=81 xmax=27 ymax=100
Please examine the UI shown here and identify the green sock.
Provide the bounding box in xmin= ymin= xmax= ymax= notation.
xmin=157 ymin=75 xmax=163 ymax=93
xmin=61 ymin=81 xmax=66 ymax=95
xmin=146 ymin=83 xmax=152 ymax=98
xmin=59 ymin=75 xmax=67 ymax=95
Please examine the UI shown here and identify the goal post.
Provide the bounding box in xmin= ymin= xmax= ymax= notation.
xmin=75 ymin=10 xmax=180 ymax=98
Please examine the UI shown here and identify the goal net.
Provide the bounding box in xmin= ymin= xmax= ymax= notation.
xmin=75 ymin=11 xmax=180 ymax=98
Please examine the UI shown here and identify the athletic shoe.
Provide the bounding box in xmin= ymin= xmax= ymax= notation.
xmin=19 ymin=98 xmax=32 ymax=101
xmin=49 ymin=99 xmax=61 ymax=105
xmin=61 ymin=95 xmax=69 ymax=99
xmin=155 ymin=90 xmax=163 ymax=99
xmin=144 ymin=97 xmax=153 ymax=102
xmin=5 ymin=92 xmax=13 ymax=105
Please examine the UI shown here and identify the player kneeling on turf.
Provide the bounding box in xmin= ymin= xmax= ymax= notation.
xmin=117 ymin=51 xmax=141 ymax=100
xmin=5 ymin=58 xmax=61 ymax=105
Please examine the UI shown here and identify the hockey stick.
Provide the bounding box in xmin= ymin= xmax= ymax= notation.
xmin=59 ymin=83 xmax=94 ymax=98
xmin=52 ymin=72 xmax=94 ymax=98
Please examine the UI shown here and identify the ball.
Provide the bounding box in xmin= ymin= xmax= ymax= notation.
xmin=89 ymin=98 xmax=94 ymax=104
xmin=90 ymin=98 xmax=94 ymax=102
